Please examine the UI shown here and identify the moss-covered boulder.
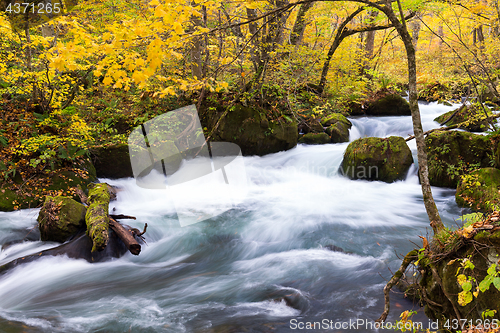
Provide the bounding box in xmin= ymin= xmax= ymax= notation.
xmin=37 ymin=196 xmax=87 ymax=243
xmin=91 ymin=143 xmax=134 ymax=178
xmin=426 ymin=131 xmax=493 ymax=188
xmin=434 ymin=104 xmax=495 ymax=132
xmin=456 ymin=168 xmax=500 ymax=212
xmin=207 ymin=104 xmax=298 ymax=156
xmin=418 ymin=227 xmax=500 ymax=324
xmin=298 ymin=132 xmax=331 ymax=145
xmin=322 ymin=113 xmax=352 ymax=143
xmin=340 ymin=136 xmax=413 ymax=182
xmin=364 ymin=89 xmax=411 ymax=116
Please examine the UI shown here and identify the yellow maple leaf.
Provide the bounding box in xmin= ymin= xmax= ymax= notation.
xmin=172 ymin=22 xmax=184 ymax=35
xmin=51 ymin=56 xmax=65 ymax=70
xmin=102 ymin=76 xmax=113 ymax=86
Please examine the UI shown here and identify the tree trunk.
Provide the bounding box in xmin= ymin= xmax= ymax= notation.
xmin=290 ymin=2 xmax=314 ymax=45
xmin=410 ymin=18 xmax=421 ymax=50
xmin=85 ymin=183 xmax=111 ymax=252
xmin=380 ymin=0 xmax=444 ymax=234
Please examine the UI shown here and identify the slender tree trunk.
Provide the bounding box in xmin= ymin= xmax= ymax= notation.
xmin=318 ymin=7 xmax=364 ymax=91
xmin=290 ymin=2 xmax=314 ymax=45
xmin=410 ymin=17 xmax=421 ymax=50
xmin=381 ymin=0 xmax=444 ymax=234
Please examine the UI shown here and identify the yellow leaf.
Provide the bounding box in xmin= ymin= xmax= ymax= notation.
xmin=172 ymin=22 xmax=184 ymax=35
xmin=462 ymin=225 xmax=474 ymax=238
xmin=102 ymin=76 xmax=113 ymax=86
xmin=150 ymin=0 xmax=160 ymax=5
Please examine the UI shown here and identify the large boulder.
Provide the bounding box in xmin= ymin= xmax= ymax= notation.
xmin=456 ymin=168 xmax=500 ymax=212
xmin=364 ymin=89 xmax=411 ymax=116
xmin=91 ymin=143 xmax=134 ymax=178
xmin=298 ymin=132 xmax=331 ymax=145
xmin=37 ymin=196 xmax=87 ymax=243
xmin=322 ymin=113 xmax=352 ymax=143
xmin=426 ymin=131 xmax=493 ymax=188
xmin=434 ymin=104 xmax=495 ymax=132
xmin=340 ymin=136 xmax=413 ymax=182
xmin=208 ymin=104 xmax=298 ymax=156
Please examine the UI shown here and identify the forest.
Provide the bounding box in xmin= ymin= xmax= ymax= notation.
xmin=1 ymin=0 xmax=500 ymax=331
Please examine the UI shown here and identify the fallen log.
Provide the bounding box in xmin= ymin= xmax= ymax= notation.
xmin=109 ymin=218 xmax=141 ymax=255
xmin=85 ymin=183 xmax=111 ymax=252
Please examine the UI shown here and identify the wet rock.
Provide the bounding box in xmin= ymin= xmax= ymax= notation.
xmin=298 ymin=132 xmax=331 ymax=145
xmin=0 ymin=228 xmax=140 ymax=275
xmin=324 ymin=245 xmax=346 ymax=253
xmin=322 ymin=114 xmax=351 ymax=143
xmin=456 ymin=168 xmax=500 ymax=212
xmin=426 ymin=131 xmax=493 ymax=188
xmin=364 ymin=89 xmax=411 ymax=116
xmin=37 ymin=196 xmax=87 ymax=243
xmin=207 ymin=104 xmax=298 ymax=156
xmin=340 ymin=136 xmax=413 ymax=183
xmin=433 ymin=104 xmax=495 ymax=132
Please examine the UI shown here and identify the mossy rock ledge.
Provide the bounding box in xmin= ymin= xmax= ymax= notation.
xmin=298 ymin=132 xmax=331 ymax=145
xmin=321 ymin=113 xmax=352 ymax=143
xmin=456 ymin=168 xmax=500 ymax=212
xmin=364 ymin=90 xmax=411 ymax=116
xmin=206 ymin=104 xmax=298 ymax=156
xmin=418 ymin=232 xmax=500 ymax=324
xmin=340 ymin=136 xmax=413 ymax=182
xmin=37 ymin=196 xmax=87 ymax=243
xmin=433 ymin=104 xmax=495 ymax=132
xmin=426 ymin=130 xmax=493 ymax=188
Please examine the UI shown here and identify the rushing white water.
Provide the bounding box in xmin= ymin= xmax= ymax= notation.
xmin=0 ymin=102 xmax=467 ymax=332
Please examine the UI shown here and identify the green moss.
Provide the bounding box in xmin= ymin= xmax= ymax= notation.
xmin=434 ymin=104 xmax=495 ymax=132
xmin=208 ymin=104 xmax=298 ymax=156
xmin=340 ymin=136 xmax=413 ymax=182
xmin=426 ymin=131 xmax=493 ymax=188
xmin=298 ymin=132 xmax=331 ymax=145
xmin=320 ymin=113 xmax=351 ymax=127
xmin=85 ymin=183 xmax=111 ymax=252
xmin=37 ymin=196 xmax=87 ymax=242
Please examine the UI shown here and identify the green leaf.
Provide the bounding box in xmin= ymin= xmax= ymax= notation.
xmin=462 ymin=281 xmax=472 ymax=292
xmin=0 ymin=136 xmax=8 ymax=147
xmin=479 ymin=276 xmax=493 ymax=292
xmin=487 ymin=264 xmax=497 ymax=276
xmin=492 ymin=277 xmax=500 ymax=290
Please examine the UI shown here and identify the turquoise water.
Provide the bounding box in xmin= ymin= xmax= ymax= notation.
xmin=0 ymin=102 xmax=466 ymax=332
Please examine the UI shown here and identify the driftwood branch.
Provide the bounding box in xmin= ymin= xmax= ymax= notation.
xmin=109 ymin=218 xmax=141 ymax=255
xmin=376 ymin=249 xmax=418 ymax=323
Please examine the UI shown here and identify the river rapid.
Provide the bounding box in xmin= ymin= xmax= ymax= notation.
xmin=0 ymin=102 xmax=466 ymax=332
